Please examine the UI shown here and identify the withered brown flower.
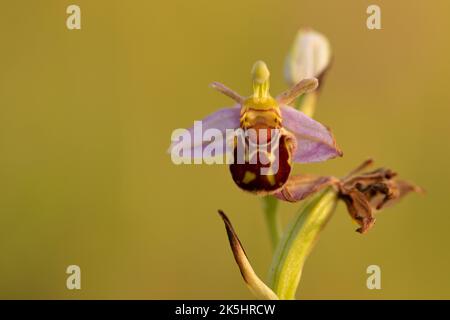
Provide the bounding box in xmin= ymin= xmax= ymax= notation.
xmin=274 ymin=159 xmax=423 ymax=233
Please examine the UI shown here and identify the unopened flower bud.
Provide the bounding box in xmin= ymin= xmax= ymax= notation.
xmin=284 ymin=29 xmax=331 ymax=86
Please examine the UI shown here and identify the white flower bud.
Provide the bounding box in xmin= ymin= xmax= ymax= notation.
xmin=284 ymin=29 xmax=331 ymax=85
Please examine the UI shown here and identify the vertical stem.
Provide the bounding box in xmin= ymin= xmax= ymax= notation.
xmin=262 ymin=195 xmax=281 ymax=249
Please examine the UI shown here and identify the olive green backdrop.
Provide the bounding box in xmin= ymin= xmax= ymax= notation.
xmin=0 ymin=0 xmax=448 ymax=299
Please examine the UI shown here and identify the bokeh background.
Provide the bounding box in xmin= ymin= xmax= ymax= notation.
xmin=0 ymin=0 xmax=449 ymax=299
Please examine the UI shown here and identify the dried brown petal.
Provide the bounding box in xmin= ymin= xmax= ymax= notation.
xmin=341 ymin=158 xmax=374 ymax=180
xmin=218 ymin=210 xmax=279 ymax=300
xmin=343 ymin=168 xmax=397 ymax=190
xmin=374 ymin=179 xmax=424 ymax=209
xmin=339 ymin=188 xmax=376 ymax=234
xmin=273 ymin=174 xmax=338 ymax=202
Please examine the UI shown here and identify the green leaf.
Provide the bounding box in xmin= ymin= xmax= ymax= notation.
xmin=268 ymin=187 xmax=338 ymax=299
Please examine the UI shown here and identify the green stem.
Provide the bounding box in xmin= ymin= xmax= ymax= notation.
xmin=295 ymin=92 xmax=317 ymax=116
xmin=261 ymin=196 xmax=281 ymax=249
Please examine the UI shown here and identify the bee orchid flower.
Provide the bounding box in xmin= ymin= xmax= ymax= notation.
xmin=169 ymin=61 xmax=342 ymax=195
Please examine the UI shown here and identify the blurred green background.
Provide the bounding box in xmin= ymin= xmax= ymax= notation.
xmin=0 ymin=0 xmax=448 ymax=299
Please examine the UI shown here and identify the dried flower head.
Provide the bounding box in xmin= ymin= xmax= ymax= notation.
xmin=275 ymin=159 xmax=423 ymax=233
